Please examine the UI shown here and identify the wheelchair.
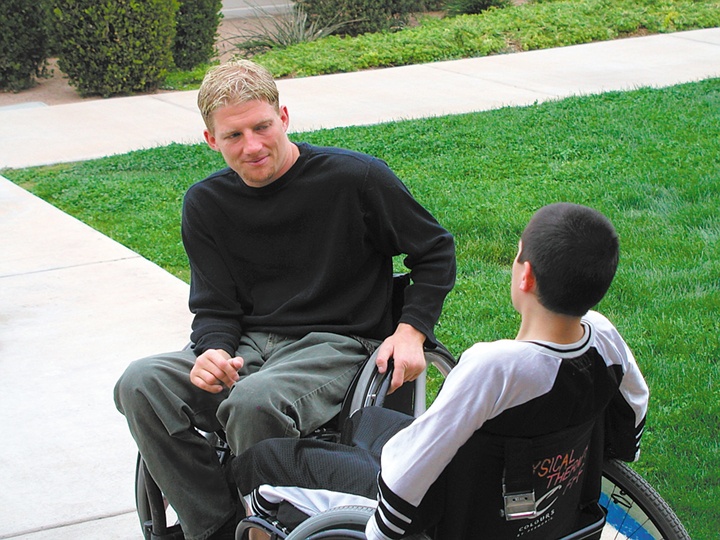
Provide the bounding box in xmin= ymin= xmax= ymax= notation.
xmin=238 ymin=479 xmax=688 ymax=540
xmin=273 ymin=463 xmax=692 ymax=540
xmin=232 ymin=362 xmax=691 ymax=540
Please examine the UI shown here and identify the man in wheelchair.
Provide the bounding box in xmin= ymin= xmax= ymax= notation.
xmin=235 ymin=203 xmax=650 ymax=540
xmin=113 ymin=59 xmax=456 ymax=540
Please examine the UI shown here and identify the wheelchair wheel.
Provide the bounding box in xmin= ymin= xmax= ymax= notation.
xmin=283 ymin=506 xmax=373 ymax=539
xmin=135 ymin=431 xmax=230 ymax=539
xmin=600 ymin=459 xmax=690 ymax=540
xmin=286 ymin=506 xmax=430 ymax=540
xmin=283 ymin=506 xmax=432 ymax=540
xmin=135 ymin=454 xmax=150 ymax=527
xmin=347 ymin=344 xmax=456 ymax=418
xmin=420 ymin=347 xmax=456 ymax=413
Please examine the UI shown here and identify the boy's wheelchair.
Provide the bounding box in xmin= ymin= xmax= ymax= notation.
xmin=241 ymin=461 xmax=690 ymax=540
xmin=232 ymin=360 xmax=691 ymax=540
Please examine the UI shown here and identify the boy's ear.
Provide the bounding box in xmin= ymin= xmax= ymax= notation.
xmin=519 ymin=261 xmax=536 ymax=293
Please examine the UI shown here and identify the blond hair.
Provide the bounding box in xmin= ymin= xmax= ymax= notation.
xmin=197 ymin=60 xmax=279 ymax=132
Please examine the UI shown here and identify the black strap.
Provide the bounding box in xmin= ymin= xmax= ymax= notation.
xmin=503 ymin=437 xmax=534 ymax=494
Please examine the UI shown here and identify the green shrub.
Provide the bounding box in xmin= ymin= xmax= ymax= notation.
xmin=0 ymin=0 xmax=48 ymax=91
xmin=445 ymin=0 xmax=510 ymax=16
xmin=296 ymin=0 xmax=425 ymax=36
xmin=50 ymin=0 xmax=178 ymax=97
xmin=422 ymin=0 xmax=447 ymax=10
xmin=173 ymin=0 xmax=222 ymax=70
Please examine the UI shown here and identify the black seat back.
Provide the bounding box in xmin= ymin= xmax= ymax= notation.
xmin=433 ymin=419 xmax=605 ymax=540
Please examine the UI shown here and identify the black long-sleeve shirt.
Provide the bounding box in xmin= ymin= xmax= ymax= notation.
xmin=181 ymin=143 xmax=456 ymax=355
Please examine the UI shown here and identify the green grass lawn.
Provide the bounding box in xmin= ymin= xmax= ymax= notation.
xmin=4 ymin=79 xmax=719 ymax=538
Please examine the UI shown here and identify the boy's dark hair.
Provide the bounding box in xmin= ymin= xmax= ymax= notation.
xmin=518 ymin=203 xmax=619 ymax=316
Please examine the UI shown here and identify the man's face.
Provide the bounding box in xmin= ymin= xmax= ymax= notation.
xmin=204 ymin=100 xmax=296 ymax=188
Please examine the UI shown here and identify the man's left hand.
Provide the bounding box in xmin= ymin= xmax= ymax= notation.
xmin=375 ymin=323 xmax=427 ymax=393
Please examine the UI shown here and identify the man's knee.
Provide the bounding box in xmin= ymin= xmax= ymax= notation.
xmin=114 ymin=352 xmax=193 ymax=416
xmin=218 ymin=381 xmax=301 ymax=454
xmin=114 ymin=356 xmax=163 ymax=416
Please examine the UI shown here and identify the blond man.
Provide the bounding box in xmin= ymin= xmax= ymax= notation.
xmin=115 ymin=60 xmax=455 ymax=540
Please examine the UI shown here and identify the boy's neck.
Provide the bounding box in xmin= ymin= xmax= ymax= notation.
xmin=515 ymin=307 xmax=585 ymax=344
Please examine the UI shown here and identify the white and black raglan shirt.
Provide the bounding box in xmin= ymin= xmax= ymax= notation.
xmin=366 ymin=310 xmax=649 ymax=540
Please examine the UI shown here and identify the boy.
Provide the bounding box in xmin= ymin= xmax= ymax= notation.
xmin=235 ymin=203 xmax=649 ymax=539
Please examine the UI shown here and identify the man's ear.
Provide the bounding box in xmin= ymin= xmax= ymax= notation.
xmin=279 ymin=105 xmax=290 ymax=132
xmin=204 ymin=129 xmax=219 ymax=151
xmin=519 ymin=261 xmax=536 ymax=293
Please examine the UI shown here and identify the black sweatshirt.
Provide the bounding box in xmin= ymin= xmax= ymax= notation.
xmin=181 ymin=143 xmax=456 ymax=356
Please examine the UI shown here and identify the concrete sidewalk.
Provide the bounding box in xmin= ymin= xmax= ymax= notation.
xmin=221 ymin=0 xmax=291 ymax=19
xmin=1 ymin=29 xmax=719 ymax=539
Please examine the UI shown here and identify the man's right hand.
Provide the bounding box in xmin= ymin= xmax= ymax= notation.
xmin=190 ymin=349 xmax=244 ymax=393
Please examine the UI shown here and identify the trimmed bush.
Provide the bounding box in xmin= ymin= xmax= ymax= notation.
xmin=50 ymin=0 xmax=178 ymax=97
xmin=0 ymin=0 xmax=48 ymax=92
xmin=296 ymin=0 xmax=425 ymax=36
xmin=173 ymin=0 xmax=222 ymax=70
xmin=445 ymin=0 xmax=510 ymax=16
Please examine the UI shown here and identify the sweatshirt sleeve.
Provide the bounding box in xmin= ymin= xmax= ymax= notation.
xmin=585 ymin=311 xmax=649 ymax=461
xmin=182 ymin=189 xmax=244 ymax=355
xmin=360 ymin=158 xmax=456 ymax=345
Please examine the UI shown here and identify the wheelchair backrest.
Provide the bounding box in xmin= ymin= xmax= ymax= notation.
xmin=435 ymin=418 xmax=603 ymax=540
